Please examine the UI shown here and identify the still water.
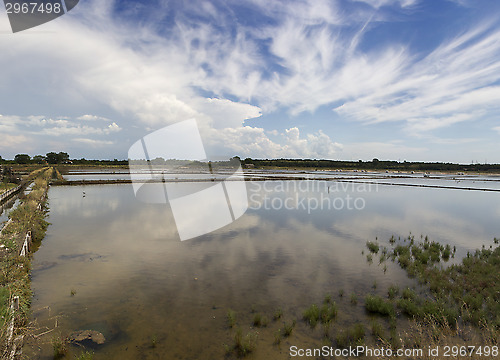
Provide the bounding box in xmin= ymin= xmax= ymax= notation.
xmin=25 ymin=179 xmax=500 ymax=359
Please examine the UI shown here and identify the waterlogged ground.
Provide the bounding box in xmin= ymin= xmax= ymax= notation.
xmin=24 ymin=177 xmax=500 ymax=359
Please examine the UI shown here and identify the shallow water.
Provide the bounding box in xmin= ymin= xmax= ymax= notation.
xmin=0 ymin=197 xmax=20 ymax=229
xmin=25 ymin=180 xmax=500 ymax=359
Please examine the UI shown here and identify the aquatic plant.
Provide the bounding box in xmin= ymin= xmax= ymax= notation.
xmin=273 ymin=307 xmax=283 ymax=321
xmin=365 ymin=295 xmax=394 ymax=317
xmin=52 ymin=336 xmax=67 ymax=359
xmin=76 ymin=351 xmax=94 ymax=360
xmin=252 ymin=313 xmax=268 ymax=327
xmin=370 ymin=319 xmax=385 ymax=340
xmin=366 ymin=241 xmax=380 ymax=254
xmin=323 ymin=294 xmax=332 ymax=304
xmin=226 ymin=309 xmax=236 ymax=328
xmin=273 ymin=329 xmax=281 ymax=344
xmin=150 ymin=335 xmax=157 ymax=348
xmin=319 ymin=302 xmax=337 ymax=324
xmin=387 ymin=285 xmax=399 ymax=300
xmin=283 ymin=320 xmax=296 ymax=337
xmin=335 ymin=323 xmax=365 ymax=348
xmin=226 ymin=327 xmax=258 ymax=358
xmin=303 ymin=304 xmax=320 ymax=328
xmin=350 ymin=293 xmax=358 ymax=305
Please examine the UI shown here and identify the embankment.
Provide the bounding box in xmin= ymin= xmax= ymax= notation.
xmin=0 ymin=167 xmax=57 ymax=359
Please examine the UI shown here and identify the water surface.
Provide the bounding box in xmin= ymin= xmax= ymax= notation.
xmin=25 ymin=180 xmax=500 ymax=359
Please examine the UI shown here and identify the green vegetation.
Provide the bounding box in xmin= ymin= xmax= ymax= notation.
xmin=150 ymin=335 xmax=157 ymax=348
xmin=370 ymin=319 xmax=384 ymax=340
xmin=282 ymin=320 xmax=296 ymax=337
xmin=302 ymin=304 xmax=320 ymax=328
xmin=76 ymin=351 xmax=94 ymax=360
xmin=252 ymin=313 xmax=268 ymax=327
xmin=224 ymin=327 xmax=258 ymax=358
xmin=366 ymin=241 xmax=380 ymax=254
xmin=387 ymin=285 xmax=399 ymax=300
xmin=303 ymin=301 xmax=337 ymax=328
xmin=350 ymin=292 xmax=358 ymax=305
xmin=382 ymin=236 xmax=500 ymax=328
xmin=364 ymin=295 xmax=394 ymax=317
xmin=52 ymin=336 xmax=67 ymax=359
xmin=226 ymin=309 xmax=236 ymax=328
xmin=239 ymin=157 xmax=500 ymax=173
xmin=0 ymin=168 xmax=53 ymax=354
xmin=0 ymin=183 xmax=16 ymax=194
xmin=273 ymin=307 xmax=283 ymax=321
xmin=335 ymin=323 xmax=365 ymax=348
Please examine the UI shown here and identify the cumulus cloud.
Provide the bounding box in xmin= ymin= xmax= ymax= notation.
xmin=203 ymin=126 xmax=342 ymax=158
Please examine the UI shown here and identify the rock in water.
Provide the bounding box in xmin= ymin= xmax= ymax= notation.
xmin=69 ymin=330 xmax=106 ymax=345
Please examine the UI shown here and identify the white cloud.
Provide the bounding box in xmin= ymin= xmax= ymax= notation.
xmin=334 ymin=25 xmax=500 ymax=134
xmin=0 ymin=134 xmax=31 ymax=151
xmin=0 ymin=114 xmax=121 ymax=137
xmin=78 ymin=114 xmax=112 ymax=122
xmin=352 ymin=0 xmax=419 ymax=9
xmin=203 ymin=126 xmax=342 ymax=158
xmin=73 ymin=138 xmax=115 ymax=146
xmin=0 ymin=0 xmax=498 ymax=160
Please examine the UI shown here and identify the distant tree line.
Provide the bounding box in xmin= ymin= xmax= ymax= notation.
xmin=0 ymin=152 xmax=71 ymax=165
xmin=2 ymin=153 xmax=500 ymax=172
xmin=240 ymin=158 xmax=500 ymax=172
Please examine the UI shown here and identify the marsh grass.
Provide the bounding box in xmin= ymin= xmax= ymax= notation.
xmin=387 ymin=285 xmax=399 ymax=300
xmin=335 ymin=323 xmax=365 ymax=348
xmin=366 ymin=241 xmax=380 ymax=254
xmin=303 ymin=304 xmax=320 ymax=328
xmin=76 ymin=351 xmax=94 ymax=360
xmin=283 ymin=320 xmax=296 ymax=337
xmin=52 ymin=336 xmax=67 ymax=359
xmin=225 ymin=327 xmax=258 ymax=358
xmin=365 ymin=235 xmax=500 ymax=344
xmin=252 ymin=313 xmax=268 ymax=327
xmin=365 ymin=295 xmax=395 ymax=317
xmin=370 ymin=319 xmax=385 ymax=340
xmin=273 ymin=329 xmax=281 ymax=344
xmin=273 ymin=308 xmax=283 ymax=321
xmin=350 ymin=293 xmax=358 ymax=305
xmin=227 ymin=309 xmax=236 ymax=328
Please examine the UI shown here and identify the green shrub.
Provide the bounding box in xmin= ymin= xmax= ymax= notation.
xmin=365 ymin=295 xmax=394 ymax=317
xmin=366 ymin=241 xmax=380 ymax=254
xmin=303 ymin=304 xmax=320 ymax=327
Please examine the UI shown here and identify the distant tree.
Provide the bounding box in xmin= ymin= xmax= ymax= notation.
xmin=46 ymin=151 xmax=70 ymax=164
xmin=46 ymin=152 xmax=59 ymax=164
xmin=14 ymin=154 xmax=31 ymax=164
xmin=32 ymin=155 xmax=46 ymax=164
xmin=58 ymin=152 xmax=70 ymax=163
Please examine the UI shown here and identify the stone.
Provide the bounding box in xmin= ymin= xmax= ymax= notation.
xmin=69 ymin=330 xmax=106 ymax=345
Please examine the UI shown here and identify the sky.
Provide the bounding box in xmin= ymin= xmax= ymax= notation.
xmin=1 ymin=0 xmax=500 ymax=163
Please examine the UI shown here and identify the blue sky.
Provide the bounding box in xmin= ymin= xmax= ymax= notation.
xmin=1 ymin=0 xmax=500 ymax=162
